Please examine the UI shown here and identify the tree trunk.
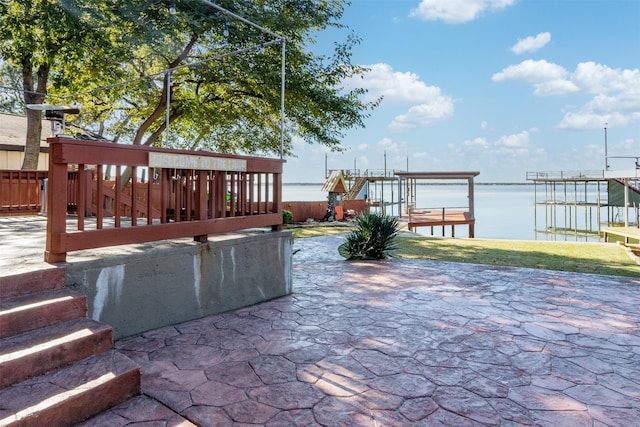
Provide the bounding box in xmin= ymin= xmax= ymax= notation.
xmin=21 ymin=60 xmax=48 ymax=170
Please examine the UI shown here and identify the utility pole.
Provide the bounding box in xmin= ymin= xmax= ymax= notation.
xmin=604 ymin=123 xmax=609 ymax=171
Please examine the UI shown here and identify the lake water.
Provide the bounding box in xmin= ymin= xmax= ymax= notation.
xmin=283 ymin=182 xmax=607 ymax=242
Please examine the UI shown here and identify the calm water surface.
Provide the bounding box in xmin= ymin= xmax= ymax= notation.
xmin=282 ymin=183 xmax=596 ymax=241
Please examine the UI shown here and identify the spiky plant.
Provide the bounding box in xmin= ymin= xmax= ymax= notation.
xmin=341 ymin=212 xmax=399 ymax=260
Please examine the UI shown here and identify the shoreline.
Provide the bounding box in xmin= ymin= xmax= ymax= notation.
xmin=283 ymin=181 xmax=533 ymax=186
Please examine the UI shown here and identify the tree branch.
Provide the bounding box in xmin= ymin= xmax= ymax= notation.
xmin=132 ymin=36 xmax=198 ymax=146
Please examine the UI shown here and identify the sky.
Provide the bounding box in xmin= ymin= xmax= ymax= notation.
xmin=282 ymin=0 xmax=640 ymax=183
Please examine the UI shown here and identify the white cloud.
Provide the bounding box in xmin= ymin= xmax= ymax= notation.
xmin=617 ymin=138 xmax=638 ymax=152
xmin=347 ymin=63 xmax=449 ymax=104
xmin=410 ymin=0 xmax=515 ymax=24
xmin=357 ymin=155 xmax=370 ymax=166
xmin=345 ymin=63 xmax=455 ymax=131
xmin=494 ymin=60 xmax=640 ymax=100
xmin=493 ymin=59 xmax=640 ymax=130
xmin=572 ymin=62 xmax=640 ymax=95
xmin=510 ymin=32 xmax=551 ymax=54
xmin=496 ymin=130 xmax=529 ymax=148
xmin=377 ymin=137 xmax=400 ymax=153
xmin=492 ymin=59 xmax=562 ymax=81
xmin=464 ymin=137 xmax=490 ymax=148
xmin=534 ymin=79 xmax=581 ymax=96
xmin=559 ymin=63 xmax=640 ymax=129
xmin=556 ymin=111 xmax=629 ymax=130
xmin=480 ymin=121 xmax=488 ymax=129
xmin=492 ymin=60 xmax=581 ymax=95
xmin=389 ymin=98 xmax=455 ymax=131
xmin=458 ymin=131 xmax=531 ymax=158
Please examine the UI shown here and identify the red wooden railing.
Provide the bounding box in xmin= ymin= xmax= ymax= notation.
xmin=45 ymin=137 xmax=284 ymax=262
xmin=0 ymin=170 xmax=47 ymax=215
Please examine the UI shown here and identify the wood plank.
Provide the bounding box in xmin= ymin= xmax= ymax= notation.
xmin=409 ymin=209 xmax=475 ymax=228
xmin=49 ymin=213 xmax=282 ymax=254
xmin=603 ymin=227 xmax=640 ymax=244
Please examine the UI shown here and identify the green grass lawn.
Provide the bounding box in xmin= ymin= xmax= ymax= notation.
xmin=289 ymin=226 xmax=640 ymax=278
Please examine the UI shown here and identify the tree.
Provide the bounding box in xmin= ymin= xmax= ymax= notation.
xmin=0 ymin=0 xmax=123 ymax=169
xmin=1 ymin=0 xmax=379 ymax=164
xmin=0 ymin=61 xmax=25 ymax=113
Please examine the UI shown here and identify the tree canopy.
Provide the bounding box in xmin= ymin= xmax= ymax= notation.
xmin=0 ymin=0 xmax=123 ymax=168
xmin=0 ymin=0 xmax=379 ymax=168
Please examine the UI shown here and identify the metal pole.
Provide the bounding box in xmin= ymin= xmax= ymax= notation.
xmin=597 ymin=181 xmax=601 ymax=241
xmin=196 ymin=0 xmax=286 ymax=158
xmin=604 ymin=124 xmax=608 ymax=171
xmin=382 ymin=151 xmax=386 ymax=215
xmin=625 ymin=178 xmax=629 ymax=227
xmin=468 ymin=177 xmax=475 ymax=238
xmin=198 ymin=0 xmax=282 ymax=39
xmin=325 ymin=153 xmax=327 ymax=178
xmin=398 ymin=177 xmax=403 ymax=218
xmin=165 ymin=70 xmax=172 ymax=145
xmin=534 ymin=180 xmax=537 ymax=240
xmin=61 ymin=97 xmax=66 ymax=135
xmin=280 ymin=40 xmax=286 ymax=159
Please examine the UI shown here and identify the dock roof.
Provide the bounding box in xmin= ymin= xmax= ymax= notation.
xmin=395 ymin=171 xmax=480 ymax=180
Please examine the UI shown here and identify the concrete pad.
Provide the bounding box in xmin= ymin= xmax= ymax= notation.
xmin=5 ymin=217 xmax=640 ymax=425
xmin=109 ymin=234 xmax=640 ymax=425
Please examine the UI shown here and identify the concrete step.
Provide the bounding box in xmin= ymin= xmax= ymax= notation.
xmin=0 ymin=268 xmax=65 ymax=299
xmin=0 ymin=287 xmax=87 ymax=339
xmin=0 ymin=350 xmax=141 ymax=427
xmin=0 ymin=318 xmax=113 ymax=388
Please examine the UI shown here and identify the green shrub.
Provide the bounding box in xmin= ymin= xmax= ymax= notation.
xmin=340 ymin=212 xmax=399 ymax=260
xmin=282 ymin=209 xmax=293 ymax=224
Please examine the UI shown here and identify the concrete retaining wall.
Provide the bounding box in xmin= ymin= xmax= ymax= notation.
xmin=64 ymin=231 xmax=293 ymax=339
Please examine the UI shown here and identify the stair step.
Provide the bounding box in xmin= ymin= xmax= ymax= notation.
xmin=0 ymin=351 xmax=141 ymax=427
xmin=0 ymin=318 xmax=113 ymax=388
xmin=0 ymin=288 xmax=87 ymax=339
xmin=0 ymin=268 xmax=65 ymax=299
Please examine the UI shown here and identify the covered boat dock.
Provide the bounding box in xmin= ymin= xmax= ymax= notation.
xmin=395 ymin=171 xmax=479 ymax=238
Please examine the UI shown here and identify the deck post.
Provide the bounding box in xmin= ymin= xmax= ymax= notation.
xmin=272 ymin=172 xmax=283 ymax=231
xmin=468 ymin=177 xmax=475 ymax=238
xmin=194 ymin=170 xmax=208 ymax=242
xmin=44 ymin=141 xmax=68 ymax=263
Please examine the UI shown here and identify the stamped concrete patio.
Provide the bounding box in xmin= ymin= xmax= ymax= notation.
xmin=79 ymin=234 xmax=640 ymax=426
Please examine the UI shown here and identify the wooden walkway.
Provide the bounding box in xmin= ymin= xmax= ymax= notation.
xmin=408 ymin=208 xmax=475 ymax=237
xmin=603 ymin=226 xmax=640 ymax=244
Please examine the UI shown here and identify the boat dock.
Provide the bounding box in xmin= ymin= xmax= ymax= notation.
xmin=603 ymin=226 xmax=640 ymax=244
xmin=407 ymin=208 xmax=475 ymax=237
xmin=396 ymin=171 xmax=479 ymax=238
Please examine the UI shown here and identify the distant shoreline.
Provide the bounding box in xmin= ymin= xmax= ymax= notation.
xmin=283 ymin=182 xmax=533 ymax=186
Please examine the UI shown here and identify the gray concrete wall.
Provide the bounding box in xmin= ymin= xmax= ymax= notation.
xmin=64 ymin=231 xmax=293 ymax=339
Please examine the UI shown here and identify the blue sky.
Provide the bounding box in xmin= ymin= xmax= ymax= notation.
xmin=283 ymin=0 xmax=640 ymax=183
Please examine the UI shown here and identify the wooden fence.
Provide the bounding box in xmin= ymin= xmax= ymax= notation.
xmin=45 ymin=137 xmax=284 ymax=262
xmin=283 ymin=200 xmax=367 ymax=222
xmin=0 ymin=170 xmax=47 ymax=216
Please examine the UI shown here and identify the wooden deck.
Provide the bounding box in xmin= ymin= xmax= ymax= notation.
xmin=603 ymin=227 xmax=640 ymax=244
xmin=408 ymin=208 xmax=475 ymax=237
